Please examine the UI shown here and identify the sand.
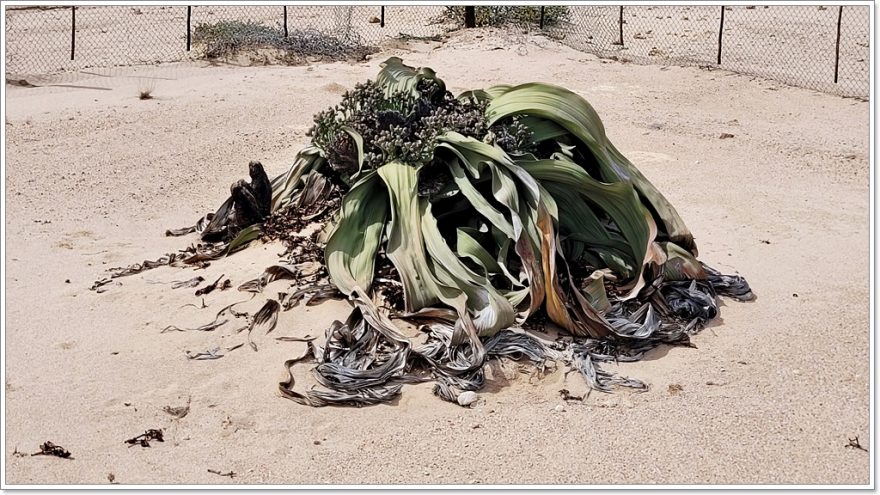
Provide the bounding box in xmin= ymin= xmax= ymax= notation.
xmin=3 ymin=29 xmax=871 ymax=486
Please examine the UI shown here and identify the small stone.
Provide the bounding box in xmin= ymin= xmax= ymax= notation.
xmin=553 ymin=405 xmax=565 ymax=413
xmin=368 ymin=16 xmax=380 ymax=23
xmin=64 ymin=279 xmax=71 ymax=283
xmin=668 ymin=383 xmax=683 ymax=395
xmin=457 ymin=391 xmax=478 ymax=407
xmin=313 ymin=440 xmax=321 ymax=445
xmin=719 ymin=133 xmax=735 ymax=139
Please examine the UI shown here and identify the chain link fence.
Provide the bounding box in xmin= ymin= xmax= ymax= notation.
xmin=546 ymin=4 xmax=869 ymax=97
xmin=4 ymin=5 xmax=870 ymax=98
xmin=4 ymin=5 xmax=454 ymax=76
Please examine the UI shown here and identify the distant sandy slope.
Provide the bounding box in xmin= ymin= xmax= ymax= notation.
xmin=3 ymin=30 xmax=870 ymax=485
xmin=6 ymin=5 xmax=869 ymax=97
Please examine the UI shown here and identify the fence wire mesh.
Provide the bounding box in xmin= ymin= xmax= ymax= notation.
xmin=544 ymin=5 xmax=622 ymax=55
xmin=4 ymin=4 xmax=870 ymax=98
xmin=721 ymin=5 xmax=868 ymax=96
xmin=354 ymin=6 xmax=456 ymax=42
xmin=547 ymin=4 xmax=868 ymax=97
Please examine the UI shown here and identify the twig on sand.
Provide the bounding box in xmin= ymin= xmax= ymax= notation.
xmin=185 ymin=348 xmax=225 ymax=360
xmin=845 ymin=436 xmax=868 ymax=452
xmin=125 ymin=429 xmax=164 ymax=448
xmin=559 ymin=389 xmax=585 ymax=402
xmin=195 ymin=274 xmax=226 ymax=296
xmin=208 ymin=469 xmax=237 ymax=478
xmin=31 ymin=441 xmax=73 ymax=459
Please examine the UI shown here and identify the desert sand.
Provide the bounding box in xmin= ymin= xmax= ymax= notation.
xmin=3 ymin=29 xmax=871 ymax=485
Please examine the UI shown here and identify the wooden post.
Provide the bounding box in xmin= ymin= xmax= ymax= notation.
xmin=283 ymin=6 xmax=288 ymax=38
xmin=380 ymin=6 xmax=385 ymax=28
xmin=70 ymin=6 xmax=75 ymax=60
xmin=717 ymin=6 xmax=725 ymax=65
xmin=834 ymin=5 xmax=843 ymax=83
xmin=464 ymin=6 xmax=476 ymax=28
xmin=618 ymin=6 xmax=624 ymax=46
xmin=539 ymin=6 xmax=545 ymax=29
xmin=186 ymin=6 xmax=192 ymax=51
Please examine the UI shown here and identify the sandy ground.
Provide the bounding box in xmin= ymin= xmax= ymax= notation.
xmin=3 ymin=30 xmax=871 ymax=486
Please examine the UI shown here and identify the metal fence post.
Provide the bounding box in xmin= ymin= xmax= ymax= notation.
xmin=70 ymin=6 xmax=76 ymax=61
xmin=834 ymin=6 xmax=843 ymax=83
xmin=618 ymin=6 xmax=624 ymax=46
xmin=539 ymin=6 xmax=545 ymax=29
xmin=283 ymin=6 xmax=288 ymax=38
xmin=464 ymin=6 xmax=475 ymax=28
xmin=380 ymin=6 xmax=385 ymax=28
xmin=717 ymin=6 xmax=725 ymax=65
xmin=186 ymin=6 xmax=192 ymax=51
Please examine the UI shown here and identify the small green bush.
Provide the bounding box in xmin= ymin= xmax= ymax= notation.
xmin=441 ymin=6 xmax=570 ymax=28
xmin=193 ymin=21 xmax=282 ymax=58
xmin=192 ymin=20 xmax=372 ymax=62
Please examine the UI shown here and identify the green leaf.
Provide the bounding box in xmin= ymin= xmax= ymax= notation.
xmin=376 ymin=57 xmax=446 ymax=98
xmin=324 ymin=172 xmax=388 ymax=294
xmin=436 ymin=133 xmax=553 ymax=317
xmin=518 ymin=157 xmax=656 ymax=298
xmin=456 ymin=228 xmax=500 ymax=276
xmin=519 ymin=115 xmax=569 ymax=143
xmin=422 ymin=203 xmax=516 ymax=336
xmin=486 ymin=82 xmax=696 ymax=254
xmin=484 ymin=84 xmax=513 ymax=99
xmin=658 ymin=241 xmax=707 ymax=281
xmin=227 ymin=224 xmax=262 ymax=254
xmin=270 ymin=146 xmax=324 ymax=212
xmin=440 ymin=152 xmax=516 ymax=239
xmin=581 ymin=270 xmax=611 ymax=314
xmin=544 ymin=182 xmax=635 ymax=277
xmin=457 ymin=89 xmax=493 ymax=102
xmin=377 ymin=161 xmax=445 ymax=311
